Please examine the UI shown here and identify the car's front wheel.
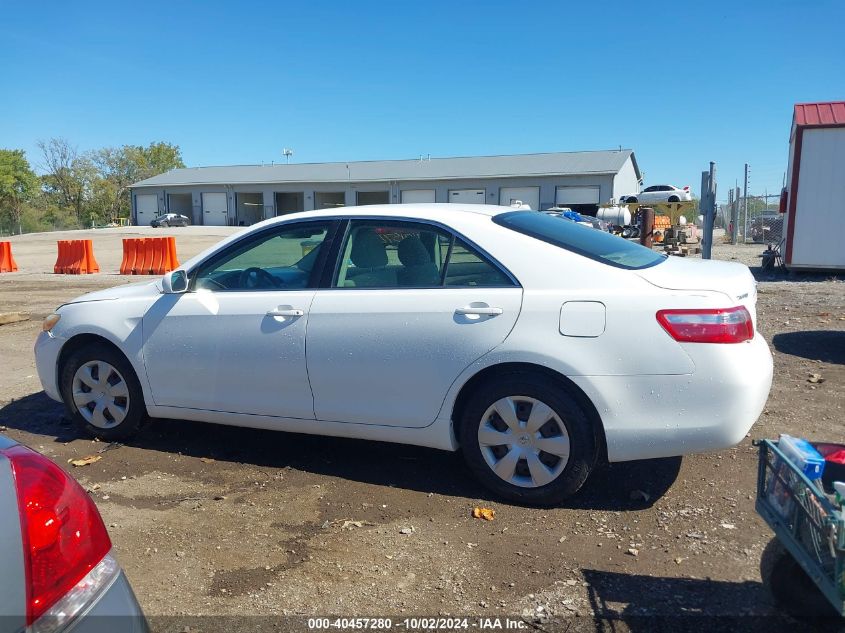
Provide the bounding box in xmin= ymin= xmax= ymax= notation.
xmin=60 ymin=343 xmax=146 ymax=441
xmin=459 ymin=374 xmax=596 ymax=506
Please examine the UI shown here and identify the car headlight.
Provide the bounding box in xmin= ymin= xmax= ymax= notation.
xmin=42 ymin=313 xmax=61 ymax=332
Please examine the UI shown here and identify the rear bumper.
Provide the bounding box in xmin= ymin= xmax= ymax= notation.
xmin=572 ymin=333 xmax=773 ymax=462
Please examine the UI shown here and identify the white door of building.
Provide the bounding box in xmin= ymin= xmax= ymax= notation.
xmin=449 ymin=189 xmax=486 ymax=204
xmin=555 ymin=186 xmax=600 ymax=206
xmin=202 ymin=192 xmax=229 ymax=226
xmin=135 ymin=194 xmax=158 ymax=226
xmin=500 ymin=187 xmax=540 ymax=210
xmin=401 ymin=189 xmax=436 ymax=203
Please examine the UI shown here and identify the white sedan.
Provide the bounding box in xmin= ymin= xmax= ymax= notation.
xmin=623 ymin=184 xmax=692 ymax=204
xmin=35 ymin=204 xmax=772 ymax=506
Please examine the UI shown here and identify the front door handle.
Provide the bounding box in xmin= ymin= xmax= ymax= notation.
xmin=266 ymin=307 xmax=304 ymax=317
xmin=455 ymin=306 xmax=503 ymax=316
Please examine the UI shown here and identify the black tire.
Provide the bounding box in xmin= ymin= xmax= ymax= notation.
xmin=59 ymin=343 xmax=146 ymax=441
xmin=760 ymin=537 xmax=837 ymax=618
xmin=668 ymin=195 xmax=680 ymax=203
xmin=459 ymin=373 xmax=597 ymax=507
xmin=627 ymin=197 xmax=637 ymax=204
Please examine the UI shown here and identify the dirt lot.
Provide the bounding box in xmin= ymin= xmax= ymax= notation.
xmin=0 ymin=229 xmax=843 ymax=631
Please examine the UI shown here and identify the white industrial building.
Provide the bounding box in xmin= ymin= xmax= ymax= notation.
xmin=129 ymin=149 xmax=641 ymax=227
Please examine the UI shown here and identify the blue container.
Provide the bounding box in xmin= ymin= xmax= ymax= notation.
xmin=779 ymin=434 xmax=826 ymax=480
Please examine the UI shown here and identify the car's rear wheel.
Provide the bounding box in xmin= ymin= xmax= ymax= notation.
xmin=459 ymin=374 xmax=596 ymax=506
xmin=60 ymin=343 xmax=146 ymax=441
xmin=668 ymin=195 xmax=680 ymax=203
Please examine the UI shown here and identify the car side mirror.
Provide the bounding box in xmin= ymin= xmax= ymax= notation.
xmin=162 ymin=269 xmax=188 ymax=294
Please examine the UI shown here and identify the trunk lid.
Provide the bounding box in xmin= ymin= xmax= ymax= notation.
xmin=636 ymin=257 xmax=758 ymax=324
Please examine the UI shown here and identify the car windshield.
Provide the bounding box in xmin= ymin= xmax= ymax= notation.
xmin=494 ymin=211 xmax=666 ymax=270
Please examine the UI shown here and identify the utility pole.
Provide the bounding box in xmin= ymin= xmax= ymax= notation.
xmin=742 ymin=163 xmax=749 ymax=243
xmin=701 ymin=161 xmax=717 ymax=259
xmin=728 ymin=188 xmax=735 ymax=244
xmin=732 ymin=186 xmax=740 ymax=245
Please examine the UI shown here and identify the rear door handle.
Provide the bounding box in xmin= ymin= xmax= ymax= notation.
xmin=455 ymin=306 xmax=503 ymax=316
xmin=266 ymin=307 xmax=304 ymax=317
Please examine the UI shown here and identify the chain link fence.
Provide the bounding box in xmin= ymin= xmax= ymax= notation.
xmin=725 ymin=194 xmax=784 ymax=245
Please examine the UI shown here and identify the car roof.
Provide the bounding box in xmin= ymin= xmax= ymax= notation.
xmin=258 ymin=203 xmax=514 ymax=227
xmin=177 ymin=204 xmax=525 ymax=274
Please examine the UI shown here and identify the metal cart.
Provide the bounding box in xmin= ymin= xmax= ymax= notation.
xmin=755 ymin=438 xmax=845 ymax=616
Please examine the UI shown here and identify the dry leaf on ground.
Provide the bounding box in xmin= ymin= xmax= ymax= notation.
xmin=69 ymin=455 xmax=102 ymax=467
xmin=472 ymin=507 xmax=496 ymax=521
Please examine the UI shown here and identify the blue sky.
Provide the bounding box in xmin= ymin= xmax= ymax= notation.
xmin=1 ymin=0 xmax=842 ymax=201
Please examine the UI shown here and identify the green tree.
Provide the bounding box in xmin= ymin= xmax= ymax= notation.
xmin=129 ymin=141 xmax=185 ymax=180
xmin=91 ymin=142 xmax=184 ymax=221
xmin=0 ymin=149 xmax=40 ymax=234
xmin=37 ymin=138 xmax=94 ymax=221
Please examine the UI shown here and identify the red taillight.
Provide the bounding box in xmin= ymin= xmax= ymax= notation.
xmin=656 ymin=306 xmax=754 ymax=344
xmin=683 ymin=186 xmax=690 ymax=191
xmin=3 ymin=445 xmax=111 ymax=626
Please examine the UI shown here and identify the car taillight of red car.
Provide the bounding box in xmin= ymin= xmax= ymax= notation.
xmin=2 ymin=444 xmax=117 ymax=633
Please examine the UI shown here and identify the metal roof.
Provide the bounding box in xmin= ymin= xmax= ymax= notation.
xmin=130 ymin=149 xmax=639 ymax=188
xmin=794 ymin=101 xmax=845 ymax=127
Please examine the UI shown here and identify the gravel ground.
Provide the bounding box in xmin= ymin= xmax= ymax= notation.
xmin=0 ymin=231 xmax=842 ymax=631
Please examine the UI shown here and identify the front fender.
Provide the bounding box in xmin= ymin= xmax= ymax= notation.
xmin=51 ymin=298 xmax=157 ymax=410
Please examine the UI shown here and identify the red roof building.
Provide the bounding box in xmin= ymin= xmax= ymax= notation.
xmin=783 ymin=102 xmax=845 ymax=270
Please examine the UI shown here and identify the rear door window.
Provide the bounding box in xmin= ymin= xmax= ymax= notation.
xmin=437 ymin=234 xmax=515 ymax=287
xmin=332 ymin=220 xmax=517 ymax=288
xmin=493 ymin=211 xmax=665 ymax=270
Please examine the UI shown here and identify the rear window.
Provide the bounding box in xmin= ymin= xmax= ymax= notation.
xmin=493 ymin=211 xmax=666 ymax=270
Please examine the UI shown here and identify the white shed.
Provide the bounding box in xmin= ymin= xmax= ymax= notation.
xmin=782 ymin=101 xmax=845 ymax=271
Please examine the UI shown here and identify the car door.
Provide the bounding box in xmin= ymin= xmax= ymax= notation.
xmin=141 ymin=220 xmax=337 ymax=418
xmin=638 ymin=186 xmax=658 ymax=203
xmin=306 ymin=219 xmax=523 ymax=428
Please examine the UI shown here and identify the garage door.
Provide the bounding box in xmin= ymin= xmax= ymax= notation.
xmin=499 ymin=187 xmax=539 ymax=210
xmin=555 ymin=186 xmax=600 ymax=205
xmin=135 ymin=194 xmax=159 ymax=226
xmin=401 ymin=189 xmax=436 ymax=203
xmin=202 ymin=192 xmax=229 ymax=226
xmin=449 ymin=189 xmax=485 ymax=204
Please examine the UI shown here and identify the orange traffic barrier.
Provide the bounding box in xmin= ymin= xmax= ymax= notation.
xmin=0 ymin=242 xmax=18 ymax=273
xmin=167 ymin=237 xmax=179 ymax=272
xmin=119 ymin=238 xmax=138 ymax=275
xmin=83 ymin=240 xmax=99 ymax=273
xmin=120 ymin=237 xmax=179 ymax=275
xmin=53 ymin=239 xmax=99 ymax=274
xmin=136 ymin=238 xmax=153 ymax=274
xmin=54 ymin=241 xmax=68 ymax=273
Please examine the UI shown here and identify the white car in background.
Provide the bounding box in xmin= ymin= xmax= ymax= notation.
xmin=623 ymin=185 xmax=692 ymax=204
xmin=34 ymin=204 xmax=772 ymax=506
